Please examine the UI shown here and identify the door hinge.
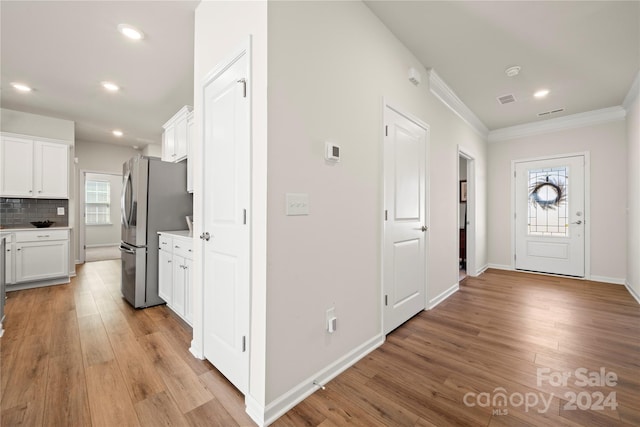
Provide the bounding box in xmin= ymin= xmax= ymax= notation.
xmin=242 ymin=336 xmax=246 ymax=352
xmin=514 ymin=253 xmax=517 ymax=261
xmin=385 ymin=125 xmax=388 ymax=137
xmin=514 ymin=171 xmax=516 ymax=178
xmin=384 ymin=295 xmax=388 ymax=306
xmin=237 ymin=78 xmax=247 ymax=98
xmin=243 ymin=209 xmax=247 ymax=225
xmin=385 ymin=210 xmax=388 ymax=221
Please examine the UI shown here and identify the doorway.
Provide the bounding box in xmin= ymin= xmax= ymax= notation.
xmin=382 ymin=103 xmax=429 ymax=334
xmin=514 ymin=154 xmax=587 ymax=277
xmin=458 ymin=149 xmax=475 ymax=280
xmin=79 ymin=171 xmax=122 ymax=263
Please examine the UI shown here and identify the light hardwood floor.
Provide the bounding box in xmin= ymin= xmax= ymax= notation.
xmin=1 ymin=262 xmax=638 ymax=426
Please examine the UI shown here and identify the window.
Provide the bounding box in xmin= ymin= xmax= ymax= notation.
xmin=85 ymin=179 xmax=111 ymax=225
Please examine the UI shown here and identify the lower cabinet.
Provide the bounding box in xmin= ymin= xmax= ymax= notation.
xmin=158 ymin=232 xmax=193 ymax=325
xmin=5 ymin=229 xmax=70 ymax=289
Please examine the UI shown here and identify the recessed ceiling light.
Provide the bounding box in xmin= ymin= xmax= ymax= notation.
xmin=11 ymin=82 xmax=33 ymax=92
xmin=101 ymin=81 xmax=120 ymax=92
xmin=534 ymin=89 xmax=550 ymax=98
xmin=132 ymin=145 xmax=139 ymax=150
xmin=505 ymin=66 xmax=521 ymax=77
xmin=117 ymin=24 xmax=144 ymax=40
xmin=113 ymin=130 xmax=124 ymax=137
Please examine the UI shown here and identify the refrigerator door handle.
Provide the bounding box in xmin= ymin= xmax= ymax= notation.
xmin=119 ymin=244 xmax=136 ymax=255
xmin=121 ymin=170 xmax=131 ymax=228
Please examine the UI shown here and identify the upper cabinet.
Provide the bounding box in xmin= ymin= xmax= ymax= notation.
xmin=162 ymin=105 xmax=193 ymax=163
xmin=0 ymin=134 xmax=69 ymax=199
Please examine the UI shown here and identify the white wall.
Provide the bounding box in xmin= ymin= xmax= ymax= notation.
xmin=85 ymin=172 xmax=121 ymax=247
xmin=626 ymin=81 xmax=640 ymax=299
xmin=195 ymin=1 xmax=487 ymax=423
xmin=142 ymin=143 xmax=162 ymax=158
xmin=266 ymin=0 xmax=486 ymax=412
xmin=487 ymin=120 xmax=628 ymax=282
xmin=193 ymin=0 xmax=269 ymax=411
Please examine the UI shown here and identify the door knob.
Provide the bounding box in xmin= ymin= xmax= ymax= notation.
xmin=199 ymin=232 xmax=210 ymax=241
xmin=571 ymin=220 xmax=583 ymax=225
xmin=421 ymin=226 xmax=428 ymax=232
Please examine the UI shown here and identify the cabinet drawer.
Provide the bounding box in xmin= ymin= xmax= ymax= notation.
xmin=172 ymin=237 xmax=193 ymax=259
xmin=15 ymin=229 xmax=68 ymax=242
xmin=158 ymin=234 xmax=172 ymax=251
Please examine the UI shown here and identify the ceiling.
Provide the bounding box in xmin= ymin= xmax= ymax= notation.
xmin=1 ymin=1 xmax=638 ymax=149
xmin=1 ymin=1 xmax=198 ymax=148
xmin=365 ymin=1 xmax=639 ymax=130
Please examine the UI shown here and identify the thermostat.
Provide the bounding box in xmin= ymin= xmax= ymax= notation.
xmin=325 ymin=142 xmax=341 ymax=162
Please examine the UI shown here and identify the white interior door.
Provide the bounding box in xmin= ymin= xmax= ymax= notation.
xmin=383 ymin=106 xmax=428 ymax=334
xmin=515 ymin=155 xmax=585 ymax=277
xmin=202 ymin=50 xmax=250 ymax=394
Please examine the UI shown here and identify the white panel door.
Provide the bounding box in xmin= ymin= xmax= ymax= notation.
xmin=383 ymin=107 xmax=428 ymax=334
xmin=202 ymin=50 xmax=250 ymax=394
xmin=515 ymin=155 xmax=585 ymax=277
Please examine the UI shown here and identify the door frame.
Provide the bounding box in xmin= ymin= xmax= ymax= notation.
xmin=78 ymin=169 xmax=122 ymax=264
xmin=458 ymin=148 xmax=476 ymax=277
xmin=381 ymin=99 xmax=430 ymax=334
xmin=510 ymin=152 xmax=591 ymax=279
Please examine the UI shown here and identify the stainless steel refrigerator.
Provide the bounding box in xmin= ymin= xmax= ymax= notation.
xmin=120 ymin=155 xmax=192 ymax=308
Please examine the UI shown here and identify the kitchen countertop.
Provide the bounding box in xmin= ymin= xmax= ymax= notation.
xmin=158 ymin=230 xmax=192 ymax=238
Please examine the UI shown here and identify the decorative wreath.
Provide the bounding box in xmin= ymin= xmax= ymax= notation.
xmin=529 ymin=177 xmax=566 ymax=210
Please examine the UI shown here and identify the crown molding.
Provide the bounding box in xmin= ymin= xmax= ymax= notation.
xmin=623 ymin=70 xmax=639 ymax=111
xmin=488 ymin=106 xmax=627 ymax=143
xmin=427 ymin=69 xmax=489 ymax=139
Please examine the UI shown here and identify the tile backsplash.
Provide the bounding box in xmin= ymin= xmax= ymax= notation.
xmin=0 ymin=198 xmax=69 ymax=228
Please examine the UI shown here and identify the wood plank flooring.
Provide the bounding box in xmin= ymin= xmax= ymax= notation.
xmin=1 ymin=262 xmax=639 ymax=426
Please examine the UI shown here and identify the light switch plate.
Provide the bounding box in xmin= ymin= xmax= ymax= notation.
xmin=286 ymin=193 xmax=309 ymax=216
xmin=57 ymin=207 xmax=65 ymax=215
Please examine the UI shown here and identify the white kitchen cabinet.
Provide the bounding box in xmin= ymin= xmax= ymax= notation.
xmin=162 ymin=106 xmax=193 ymax=163
xmin=4 ymin=234 xmax=14 ymax=285
xmin=14 ymin=229 xmax=69 ymax=284
xmin=0 ymin=134 xmax=69 ymax=198
xmin=157 ymin=231 xmax=193 ymax=325
xmin=186 ymin=111 xmax=195 ymax=193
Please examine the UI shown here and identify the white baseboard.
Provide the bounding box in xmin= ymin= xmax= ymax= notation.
xmin=428 ymin=282 xmax=459 ymax=309
xmin=249 ymin=333 xmax=385 ymax=426
xmin=487 ymin=263 xmax=513 ymax=271
xmin=625 ymin=281 xmax=640 ymax=304
xmin=589 ymin=275 xmax=626 ymax=285
xmin=475 ymin=264 xmax=489 ymax=275
xmin=189 ymin=340 xmax=204 ymax=360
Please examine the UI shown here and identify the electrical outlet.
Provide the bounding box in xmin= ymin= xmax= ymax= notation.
xmin=57 ymin=207 xmax=65 ymax=215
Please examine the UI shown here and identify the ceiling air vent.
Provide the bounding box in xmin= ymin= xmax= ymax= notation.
xmin=537 ymin=108 xmax=565 ymax=117
xmin=497 ymin=94 xmax=516 ymax=105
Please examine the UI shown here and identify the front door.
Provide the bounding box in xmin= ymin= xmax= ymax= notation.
xmin=514 ymin=155 xmax=585 ymax=277
xmin=383 ymin=106 xmax=428 ymax=334
xmin=202 ymin=49 xmax=250 ymax=394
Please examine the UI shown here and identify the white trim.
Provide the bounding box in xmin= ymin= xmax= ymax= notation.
xmin=476 ymin=264 xmax=490 ymax=275
xmin=487 ymin=263 xmax=512 ymax=271
xmin=428 ymin=282 xmax=459 ymax=309
xmin=458 ymin=148 xmax=475 ymax=280
xmin=625 ymin=281 xmax=640 ymax=305
xmin=0 ymin=131 xmax=72 ymax=146
xmin=623 ymin=71 xmax=640 ymax=111
xmin=427 ymin=69 xmax=489 ymax=139
xmin=249 ymin=334 xmax=385 ymax=427
xmin=590 ymin=275 xmax=626 ymax=286
xmin=488 ymin=106 xmax=626 ymax=143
